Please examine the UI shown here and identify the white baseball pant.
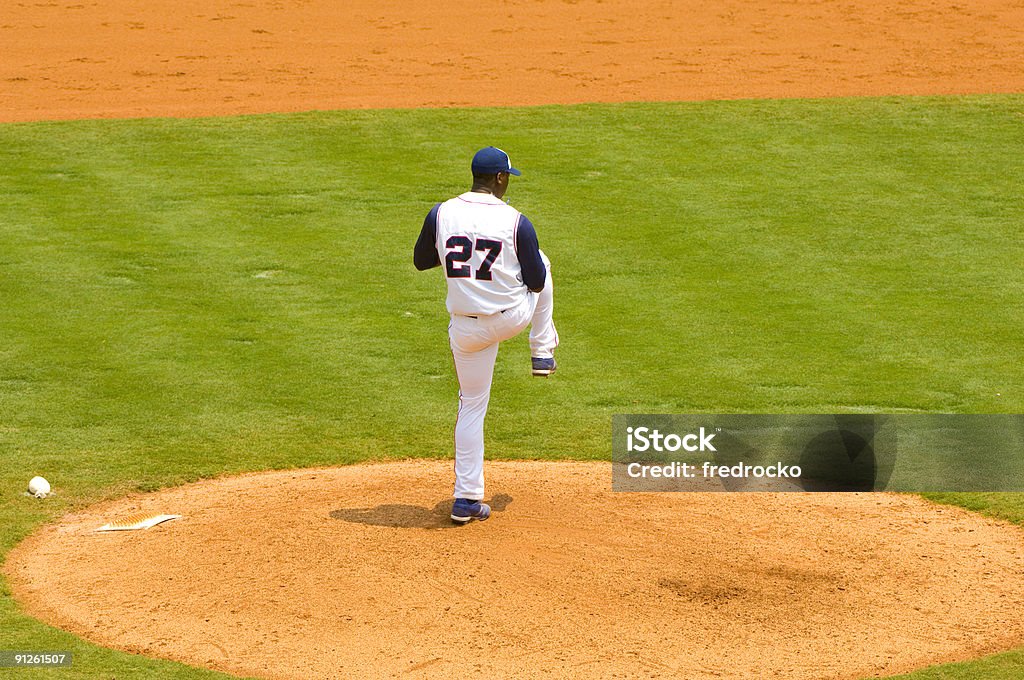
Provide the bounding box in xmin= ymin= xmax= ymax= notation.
xmin=448 ymin=259 xmax=557 ymax=500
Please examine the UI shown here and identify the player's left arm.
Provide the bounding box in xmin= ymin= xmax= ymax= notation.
xmin=413 ymin=203 xmax=442 ymax=271
xmin=514 ymin=214 xmax=546 ymax=292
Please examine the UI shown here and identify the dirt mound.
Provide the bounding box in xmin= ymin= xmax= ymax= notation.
xmin=6 ymin=461 xmax=1024 ymax=679
xmin=3 ymin=0 xmax=1024 ymax=122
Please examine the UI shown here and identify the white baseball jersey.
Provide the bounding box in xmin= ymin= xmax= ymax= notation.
xmin=435 ymin=192 xmax=527 ymax=316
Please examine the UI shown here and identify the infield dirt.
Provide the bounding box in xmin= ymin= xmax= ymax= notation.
xmin=7 ymin=461 xmax=1024 ymax=679
xmin=2 ymin=0 xmax=1024 ymax=122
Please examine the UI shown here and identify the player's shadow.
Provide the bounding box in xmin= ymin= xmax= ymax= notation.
xmin=330 ymin=494 xmax=513 ymax=530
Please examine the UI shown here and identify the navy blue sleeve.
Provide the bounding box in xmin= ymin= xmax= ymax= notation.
xmin=414 ymin=203 xmax=442 ymax=271
xmin=515 ymin=214 xmax=546 ymax=292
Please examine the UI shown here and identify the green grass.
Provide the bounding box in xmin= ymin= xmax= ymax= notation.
xmin=888 ymin=649 xmax=1024 ymax=680
xmin=0 ymin=96 xmax=1022 ymax=678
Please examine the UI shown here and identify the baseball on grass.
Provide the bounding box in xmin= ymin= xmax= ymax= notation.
xmin=28 ymin=476 xmax=51 ymax=498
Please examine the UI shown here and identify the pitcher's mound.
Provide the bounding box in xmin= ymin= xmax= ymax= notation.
xmin=6 ymin=461 xmax=1024 ymax=679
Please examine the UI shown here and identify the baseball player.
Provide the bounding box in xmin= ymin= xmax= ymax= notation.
xmin=414 ymin=146 xmax=558 ymax=524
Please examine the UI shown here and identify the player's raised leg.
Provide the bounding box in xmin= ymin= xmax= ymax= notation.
xmin=530 ymin=255 xmax=558 ymax=375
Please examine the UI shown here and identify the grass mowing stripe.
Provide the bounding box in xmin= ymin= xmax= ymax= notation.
xmin=1 ymin=96 xmax=1022 ymax=679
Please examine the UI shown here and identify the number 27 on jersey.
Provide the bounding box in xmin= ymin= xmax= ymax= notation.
xmin=444 ymin=236 xmax=502 ymax=280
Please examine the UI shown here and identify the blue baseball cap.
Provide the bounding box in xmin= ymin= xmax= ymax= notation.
xmin=471 ymin=146 xmax=521 ymax=176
